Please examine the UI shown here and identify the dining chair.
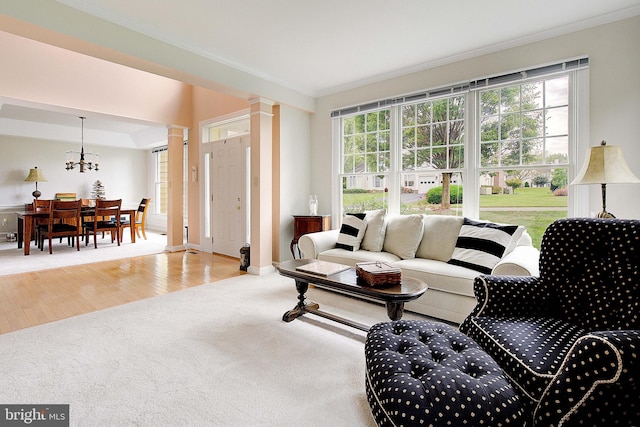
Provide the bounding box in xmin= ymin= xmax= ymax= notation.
xmin=33 ymin=199 xmax=52 ymax=249
xmin=38 ymin=200 xmax=82 ymax=254
xmin=120 ymin=198 xmax=151 ymax=241
xmin=84 ymin=199 xmax=122 ymax=248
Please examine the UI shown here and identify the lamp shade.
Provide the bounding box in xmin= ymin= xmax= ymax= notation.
xmin=24 ymin=167 xmax=47 ymax=183
xmin=571 ymin=141 xmax=640 ymax=185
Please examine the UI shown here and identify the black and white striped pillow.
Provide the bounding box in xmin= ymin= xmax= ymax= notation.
xmin=335 ymin=215 xmax=368 ymax=251
xmin=448 ymin=218 xmax=519 ymax=274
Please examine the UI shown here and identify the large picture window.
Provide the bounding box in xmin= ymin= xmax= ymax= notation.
xmin=153 ymin=142 xmax=188 ymax=218
xmin=479 ymin=76 xmax=568 ymax=166
xmin=477 ymin=76 xmax=569 ymax=236
xmin=334 ymin=59 xmax=587 ymax=248
xmin=401 ymin=95 xmax=464 ymax=214
xmin=341 ymin=110 xmax=391 ymax=213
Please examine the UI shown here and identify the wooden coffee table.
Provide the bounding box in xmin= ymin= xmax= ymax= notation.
xmin=277 ymin=259 xmax=428 ymax=331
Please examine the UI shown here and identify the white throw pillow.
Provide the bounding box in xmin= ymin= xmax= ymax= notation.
xmin=382 ymin=215 xmax=424 ymax=259
xmin=360 ymin=209 xmax=387 ymax=252
xmin=448 ymin=218 xmax=520 ymax=274
xmin=415 ymin=215 xmax=464 ymax=261
xmin=335 ymin=215 xmax=368 ymax=251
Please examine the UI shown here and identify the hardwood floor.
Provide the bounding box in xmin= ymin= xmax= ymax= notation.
xmin=0 ymin=250 xmax=242 ymax=335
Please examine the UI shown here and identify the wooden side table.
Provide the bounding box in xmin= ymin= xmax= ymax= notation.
xmin=291 ymin=215 xmax=331 ymax=258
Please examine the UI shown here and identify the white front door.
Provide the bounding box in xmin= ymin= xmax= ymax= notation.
xmin=200 ymin=135 xmax=249 ymax=257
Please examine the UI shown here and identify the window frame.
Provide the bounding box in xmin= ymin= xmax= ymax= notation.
xmin=153 ymin=147 xmax=168 ymax=215
xmin=332 ymin=67 xmax=588 ymax=221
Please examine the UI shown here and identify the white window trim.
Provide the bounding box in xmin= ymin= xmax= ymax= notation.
xmin=153 ymin=147 xmax=168 ymax=216
xmin=570 ymin=68 xmax=590 ymax=217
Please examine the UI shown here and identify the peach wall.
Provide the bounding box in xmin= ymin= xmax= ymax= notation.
xmin=0 ymin=30 xmax=192 ymax=127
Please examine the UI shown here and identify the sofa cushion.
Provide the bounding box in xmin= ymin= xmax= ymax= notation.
xmin=360 ymin=209 xmax=387 ymax=252
xmin=395 ymin=258 xmax=479 ymax=297
xmin=416 ymin=215 xmax=464 ymax=261
xmin=382 ymin=215 xmax=424 ymax=259
xmin=448 ymin=218 xmax=520 ymax=274
xmin=335 ymin=215 xmax=367 ymax=251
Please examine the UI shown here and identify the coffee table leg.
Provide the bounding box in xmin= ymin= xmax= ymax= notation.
xmin=386 ymin=302 xmax=405 ymax=321
xmin=282 ymin=279 xmax=320 ymax=322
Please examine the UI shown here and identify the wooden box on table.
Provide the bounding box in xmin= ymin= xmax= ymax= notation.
xmin=356 ymin=261 xmax=402 ymax=288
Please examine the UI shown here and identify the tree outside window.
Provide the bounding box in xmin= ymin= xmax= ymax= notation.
xmin=478 ymin=76 xmax=569 ymax=246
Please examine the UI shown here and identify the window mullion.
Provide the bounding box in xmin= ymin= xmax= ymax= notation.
xmin=464 ymin=91 xmax=479 ymax=218
xmin=388 ymin=106 xmax=401 ymax=215
xmin=570 ymin=69 xmax=590 ymax=217
xmin=331 ymin=117 xmax=342 ymax=222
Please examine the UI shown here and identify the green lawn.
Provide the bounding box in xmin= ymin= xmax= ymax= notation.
xmin=480 ymin=188 xmax=567 ymax=248
xmin=343 ymin=192 xmax=388 ymax=212
xmin=480 ymin=187 xmax=567 ymax=207
xmin=342 ymin=187 xmax=568 ymax=249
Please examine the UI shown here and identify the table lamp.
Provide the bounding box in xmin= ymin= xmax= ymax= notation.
xmin=24 ymin=166 xmax=47 ymax=199
xmin=570 ymin=140 xmax=640 ymax=218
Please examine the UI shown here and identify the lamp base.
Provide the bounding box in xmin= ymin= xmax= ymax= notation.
xmin=32 ymin=190 xmax=41 ymax=199
xmin=596 ymin=210 xmax=615 ymax=219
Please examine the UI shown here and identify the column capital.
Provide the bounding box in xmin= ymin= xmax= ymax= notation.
xmin=167 ymin=127 xmax=185 ymax=138
xmin=248 ymin=97 xmax=275 ymax=107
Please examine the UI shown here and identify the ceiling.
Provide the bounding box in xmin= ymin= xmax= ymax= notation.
xmin=1 ymin=0 xmax=639 ymax=149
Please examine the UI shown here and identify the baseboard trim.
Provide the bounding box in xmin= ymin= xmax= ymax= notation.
xmin=248 ymin=264 xmax=276 ymax=276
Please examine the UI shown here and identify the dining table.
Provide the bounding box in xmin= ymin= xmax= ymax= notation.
xmin=16 ymin=207 xmax=138 ymax=255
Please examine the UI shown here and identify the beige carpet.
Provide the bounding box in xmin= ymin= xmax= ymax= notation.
xmin=0 ymin=271 xmax=427 ymax=426
xmin=0 ymin=231 xmax=167 ymax=276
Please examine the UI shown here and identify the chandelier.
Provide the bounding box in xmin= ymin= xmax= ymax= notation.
xmin=66 ymin=116 xmax=99 ymax=172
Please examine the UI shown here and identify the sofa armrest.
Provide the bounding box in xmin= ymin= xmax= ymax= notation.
xmin=460 ymin=275 xmax=551 ymax=333
xmin=535 ymin=330 xmax=640 ymax=426
xmin=492 ymin=245 xmax=540 ymax=276
xmin=298 ymin=229 xmax=340 ymax=259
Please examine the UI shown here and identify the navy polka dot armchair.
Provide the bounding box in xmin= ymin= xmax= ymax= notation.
xmin=460 ymin=218 xmax=639 ymax=426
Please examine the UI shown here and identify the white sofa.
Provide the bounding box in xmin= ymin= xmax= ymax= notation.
xmin=298 ymin=211 xmax=539 ymax=324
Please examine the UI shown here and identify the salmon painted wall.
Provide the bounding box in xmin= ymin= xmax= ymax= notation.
xmin=0 ymin=30 xmax=192 ymax=127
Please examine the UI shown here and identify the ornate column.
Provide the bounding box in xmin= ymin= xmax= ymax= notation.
xmin=166 ymin=126 xmax=185 ymax=251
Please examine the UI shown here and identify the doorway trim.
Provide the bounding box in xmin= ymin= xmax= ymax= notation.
xmin=199 ymin=112 xmax=251 ymax=255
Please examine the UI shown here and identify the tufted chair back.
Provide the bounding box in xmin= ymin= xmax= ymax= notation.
xmin=539 ymin=217 xmax=640 ymax=331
